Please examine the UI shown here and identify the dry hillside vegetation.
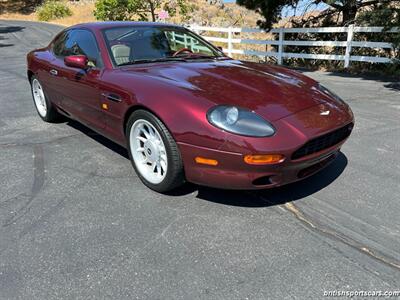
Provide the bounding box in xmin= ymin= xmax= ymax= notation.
xmin=0 ymin=0 xmax=260 ymax=27
xmin=0 ymin=0 xmax=96 ymax=26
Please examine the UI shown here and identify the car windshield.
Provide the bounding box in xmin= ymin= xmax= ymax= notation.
xmin=102 ymin=26 xmax=225 ymax=66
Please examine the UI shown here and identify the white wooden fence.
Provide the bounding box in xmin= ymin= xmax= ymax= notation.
xmin=187 ymin=25 xmax=398 ymax=68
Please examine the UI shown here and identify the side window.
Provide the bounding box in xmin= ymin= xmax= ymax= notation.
xmin=69 ymin=30 xmax=103 ymax=68
xmin=52 ymin=31 xmax=71 ymax=57
xmin=52 ymin=29 xmax=103 ymax=68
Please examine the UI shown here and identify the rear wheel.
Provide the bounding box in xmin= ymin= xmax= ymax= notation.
xmin=30 ymin=75 xmax=61 ymax=122
xmin=126 ymin=110 xmax=185 ymax=192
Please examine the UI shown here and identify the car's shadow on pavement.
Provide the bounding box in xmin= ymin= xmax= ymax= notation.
xmin=67 ymin=120 xmax=130 ymax=159
xmin=67 ymin=119 xmax=348 ymax=208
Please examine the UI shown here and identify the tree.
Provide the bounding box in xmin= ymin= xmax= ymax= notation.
xmin=94 ymin=0 xmax=191 ymax=22
xmin=94 ymin=0 xmax=159 ymax=21
xmin=236 ymin=0 xmax=400 ymax=30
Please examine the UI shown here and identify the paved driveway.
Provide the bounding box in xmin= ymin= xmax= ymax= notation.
xmin=1 ymin=20 xmax=399 ymax=299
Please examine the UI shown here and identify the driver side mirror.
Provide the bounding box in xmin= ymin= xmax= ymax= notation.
xmin=64 ymin=55 xmax=88 ymax=69
xmin=217 ymin=46 xmax=223 ymax=52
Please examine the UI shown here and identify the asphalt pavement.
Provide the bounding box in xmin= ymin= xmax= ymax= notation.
xmin=1 ymin=20 xmax=399 ymax=299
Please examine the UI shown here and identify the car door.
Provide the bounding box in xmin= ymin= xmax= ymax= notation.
xmin=48 ymin=29 xmax=105 ymax=130
xmin=39 ymin=30 xmax=70 ymax=106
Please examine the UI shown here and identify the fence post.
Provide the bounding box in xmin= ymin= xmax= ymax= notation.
xmin=277 ymin=28 xmax=284 ymax=65
xmin=344 ymin=24 xmax=354 ymax=68
xmin=227 ymin=27 xmax=233 ymax=57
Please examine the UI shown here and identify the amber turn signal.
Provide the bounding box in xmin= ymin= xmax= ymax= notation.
xmin=244 ymin=154 xmax=285 ymax=165
xmin=195 ymin=157 xmax=218 ymax=166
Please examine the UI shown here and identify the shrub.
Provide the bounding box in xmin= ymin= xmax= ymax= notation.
xmin=37 ymin=0 xmax=73 ymax=21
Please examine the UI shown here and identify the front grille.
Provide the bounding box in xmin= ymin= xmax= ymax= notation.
xmin=292 ymin=123 xmax=353 ymax=160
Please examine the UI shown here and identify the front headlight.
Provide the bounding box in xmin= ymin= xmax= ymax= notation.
xmin=317 ymin=83 xmax=347 ymax=106
xmin=207 ymin=105 xmax=275 ymax=137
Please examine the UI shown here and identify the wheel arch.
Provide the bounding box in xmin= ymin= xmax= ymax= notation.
xmin=27 ymin=70 xmax=34 ymax=83
xmin=123 ymin=104 xmax=174 ymax=139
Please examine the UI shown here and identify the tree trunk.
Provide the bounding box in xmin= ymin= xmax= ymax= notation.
xmin=342 ymin=0 xmax=357 ymax=25
xmin=148 ymin=0 xmax=156 ymax=22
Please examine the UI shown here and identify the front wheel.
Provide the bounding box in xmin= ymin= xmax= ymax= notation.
xmin=126 ymin=110 xmax=185 ymax=193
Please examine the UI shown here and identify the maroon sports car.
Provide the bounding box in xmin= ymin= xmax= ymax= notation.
xmin=27 ymin=22 xmax=354 ymax=192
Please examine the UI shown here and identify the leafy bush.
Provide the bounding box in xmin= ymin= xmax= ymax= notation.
xmin=37 ymin=0 xmax=72 ymax=21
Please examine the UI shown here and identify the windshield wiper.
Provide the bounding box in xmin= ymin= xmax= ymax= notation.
xmin=118 ymin=57 xmax=187 ymax=66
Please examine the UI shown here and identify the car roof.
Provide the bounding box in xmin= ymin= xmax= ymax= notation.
xmin=69 ymin=21 xmax=184 ymax=31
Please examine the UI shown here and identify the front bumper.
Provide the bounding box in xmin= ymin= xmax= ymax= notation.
xmin=178 ymin=135 xmax=347 ymax=190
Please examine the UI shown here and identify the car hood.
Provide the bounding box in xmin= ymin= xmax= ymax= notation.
xmin=122 ymin=59 xmax=337 ymax=121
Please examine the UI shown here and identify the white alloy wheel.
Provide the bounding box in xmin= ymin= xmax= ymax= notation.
xmin=32 ymin=78 xmax=47 ymax=117
xmin=130 ymin=119 xmax=168 ymax=184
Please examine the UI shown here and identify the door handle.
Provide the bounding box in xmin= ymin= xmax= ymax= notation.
xmin=101 ymin=93 xmax=121 ymax=103
xmin=49 ymin=69 xmax=58 ymax=76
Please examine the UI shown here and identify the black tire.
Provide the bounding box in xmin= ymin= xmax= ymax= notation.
xmin=126 ymin=109 xmax=185 ymax=193
xmin=30 ymin=75 xmax=62 ymax=122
